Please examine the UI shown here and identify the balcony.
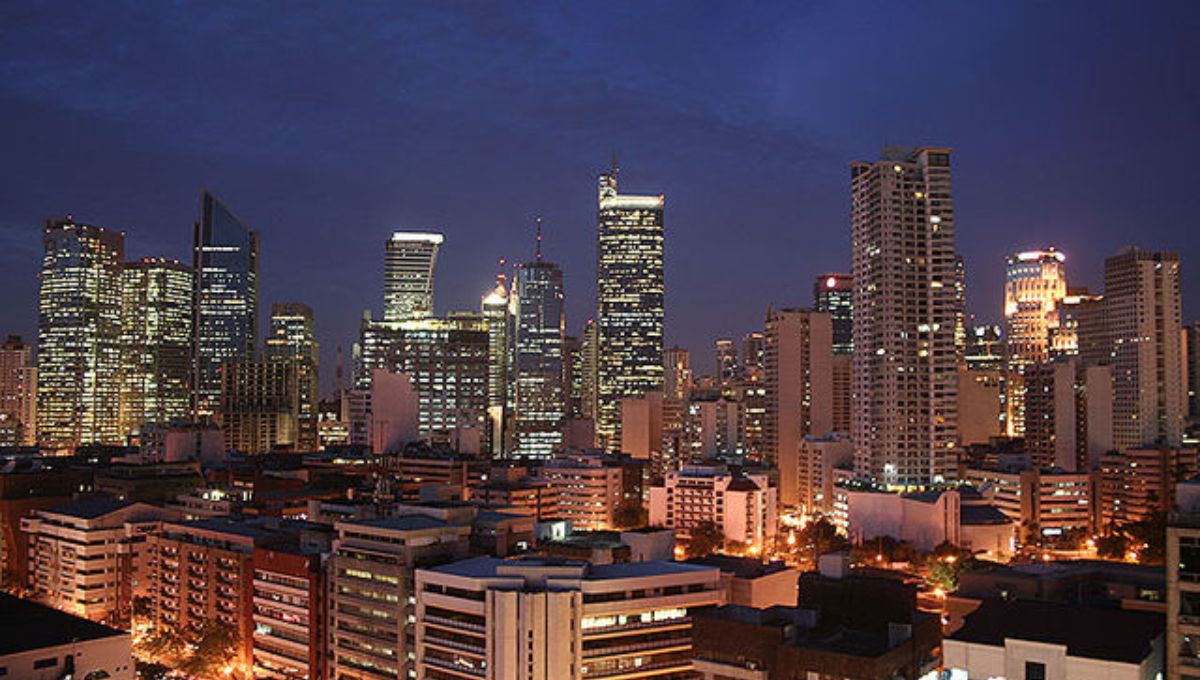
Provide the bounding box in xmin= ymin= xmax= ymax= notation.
xmin=423 ymin=656 xmax=486 ymax=679
xmin=424 ymin=614 xmax=485 ymax=634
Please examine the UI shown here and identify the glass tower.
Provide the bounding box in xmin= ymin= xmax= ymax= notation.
xmin=384 ymin=232 xmax=443 ymax=321
xmin=814 ymin=273 xmax=854 ymax=356
xmin=37 ymin=218 xmax=125 ymax=448
xmin=192 ymin=189 xmax=259 ymax=417
xmin=513 ymin=253 xmax=565 ymax=459
xmin=266 ymin=302 xmax=320 ymax=451
xmin=595 ymin=163 xmax=665 ymax=451
xmin=1003 ymin=249 xmax=1067 ymax=436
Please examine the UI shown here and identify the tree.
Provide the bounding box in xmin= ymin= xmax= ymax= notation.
xmin=140 ymin=628 xmax=187 ymax=665
xmin=613 ymin=499 xmax=648 ymax=530
xmin=180 ymin=619 xmax=241 ymax=679
xmin=685 ymin=521 xmax=724 ymax=559
xmin=1095 ymin=532 xmax=1129 ymax=560
xmin=800 ymin=518 xmax=849 ymax=560
xmin=1127 ymin=512 xmax=1167 ymax=565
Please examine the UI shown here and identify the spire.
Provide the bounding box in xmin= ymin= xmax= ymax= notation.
xmin=534 ymin=216 xmax=543 ymax=262
xmin=610 ymin=151 xmax=619 ymax=178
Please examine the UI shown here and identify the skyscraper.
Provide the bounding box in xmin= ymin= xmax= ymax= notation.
xmin=1186 ymin=323 xmax=1200 ymax=424
xmin=664 ymin=346 xmax=692 ymax=401
xmin=384 ymin=231 xmax=443 ymax=321
xmin=1104 ymin=247 xmax=1184 ymax=449
xmin=715 ymin=338 xmax=739 ymax=391
xmin=595 ymin=162 xmax=665 ymax=451
xmin=814 ymin=273 xmax=853 ymax=355
xmin=0 ymin=336 xmax=36 ymax=446
xmin=580 ymin=319 xmax=599 ymax=423
xmin=193 ymin=189 xmax=259 ymax=417
xmin=851 ymin=146 xmax=962 ymax=486
xmin=1003 ymin=249 xmax=1068 ymax=436
xmin=741 ymin=331 xmax=766 ymax=382
xmin=37 ymin=218 xmax=125 ymax=449
xmin=119 ymin=258 xmax=194 ymax=436
xmin=764 ymin=307 xmax=833 ymax=506
xmin=512 ymin=223 xmax=566 ymax=458
xmin=265 ymin=303 xmax=319 ymax=451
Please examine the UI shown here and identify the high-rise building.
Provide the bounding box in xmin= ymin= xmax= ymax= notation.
xmin=742 ymin=331 xmax=766 ymax=381
xmin=512 ymin=233 xmax=566 ymax=459
xmin=481 ymin=271 xmax=511 ymax=456
xmin=38 ymin=218 xmax=125 ymax=449
xmin=219 ymin=359 xmax=301 ymax=454
xmin=851 ymin=146 xmax=961 ymax=486
xmin=595 ymin=162 xmax=665 ymax=451
xmin=562 ymin=334 xmax=582 ymax=418
xmin=384 ymin=231 xmax=443 ymax=322
xmin=964 ymin=324 xmax=1005 ymax=372
xmin=715 ymin=338 xmax=739 ymax=391
xmin=648 ymin=464 xmax=778 ymax=545
xmin=251 ymin=546 xmax=327 ymax=680
xmin=1187 ymin=323 xmax=1200 ymax=424
xmin=814 ymin=273 xmax=853 ymax=356
xmin=1104 ymin=247 xmax=1185 ymax=449
xmin=1022 ymin=357 xmax=1113 ymax=471
xmin=580 ymin=319 xmax=599 ymax=424
xmin=664 ymin=346 xmax=692 ymax=401
xmin=118 ymin=258 xmax=193 ymax=436
xmin=1003 ymin=249 xmax=1068 ymax=436
xmin=763 ymin=308 xmax=833 ymax=480
xmin=0 ymin=336 xmax=36 ymax=446
xmin=193 ymin=189 xmax=259 ymax=417
xmin=356 ymin=315 xmax=489 ymax=448
xmin=265 ymin=302 xmax=320 ymax=451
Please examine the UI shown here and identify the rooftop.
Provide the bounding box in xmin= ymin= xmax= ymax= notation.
xmin=430 ymin=556 xmax=715 ymax=581
xmin=45 ymin=496 xmax=134 ymax=520
xmin=0 ymin=593 xmax=127 ymax=655
xmin=950 ymin=599 xmax=1162 ymax=663
xmin=688 ymin=555 xmax=793 ymax=579
xmin=348 ymin=514 xmax=451 ymax=532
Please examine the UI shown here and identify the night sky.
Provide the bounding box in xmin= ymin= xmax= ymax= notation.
xmin=2 ymin=1 xmax=1198 ymax=391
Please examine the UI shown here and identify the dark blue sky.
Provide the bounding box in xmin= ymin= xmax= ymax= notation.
xmin=2 ymin=1 xmax=1198 ymax=390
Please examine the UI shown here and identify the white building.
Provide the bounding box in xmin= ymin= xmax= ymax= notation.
xmin=0 ymin=593 xmax=134 ymax=680
xmin=414 ymin=556 xmax=722 ymax=680
xmin=844 ymin=486 xmax=1015 ymax=559
xmin=944 ymin=599 xmax=1163 ymax=680
xmin=21 ymin=497 xmax=178 ymax=622
xmin=779 ymin=434 xmax=852 ymax=515
xmin=648 ymin=465 xmax=777 ymax=546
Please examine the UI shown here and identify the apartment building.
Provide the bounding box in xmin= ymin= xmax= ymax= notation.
xmin=1101 ymin=447 xmax=1198 ymax=526
xmin=965 ymin=466 xmax=1100 ymax=537
xmin=22 ymin=497 xmax=177 ymax=623
xmin=328 ymin=515 xmax=470 ymax=680
xmin=252 ymin=545 xmax=326 ymax=680
xmin=414 ymin=556 xmax=723 ymax=680
xmin=539 ymin=455 xmax=626 ymax=530
xmin=648 ymin=465 xmax=777 ymax=546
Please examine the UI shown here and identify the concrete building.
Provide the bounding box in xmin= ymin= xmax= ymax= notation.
xmin=0 ymin=335 xmax=36 ymax=446
xmin=664 ymin=346 xmax=692 ymax=402
xmin=958 ymin=369 xmax=1003 ymax=447
xmin=1168 ymin=511 xmax=1200 ymax=678
xmin=716 ymin=338 xmax=739 ymax=392
xmin=328 ymin=514 xmax=470 ymax=680
xmin=1105 ymin=247 xmax=1185 ymax=449
xmin=621 ymin=391 xmax=665 ymax=469
xmin=265 ymin=302 xmax=320 ymax=452
xmin=814 ymin=273 xmax=854 ymax=356
xmin=368 ymin=370 xmax=420 ymax=454
xmin=1003 ymin=249 xmax=1068 ymax=437
xmin=851 ymin=147 xmax=962 ymax=486
xmin=414 ymin=556 xmax=723 ymax=680
xmin=780 ymin=434 xmax=852 ymax=515
xmin=251 ymin=545 xmax=327 ymax=680
xmin=1023 ymin=357 xmax=1113 ymax=471
xmin=764 ymin=308 xmax=833 ymax=474
xmin=538 ymin=454 xmax=626 ymax=530
xmin=1101 ymin=447 xmax=1198 ymax=526
xmin=219 ymin=359 xmax=302 ymax=454
xmin=0 ymin=593 xmax=134 ymax=680
xmin=193 ymin=189 xmax=259 ymax=418
xmin=595 ymin=162 xmax=665 ymax=452
xmin=686 ymin=396 xmax=740 ymax=461
xmin=0 ymin=462 xmax=82 ymax=588
xmin=37 ymin=218 xmax=125 ymax=449
xmin=845 ymin=486 xmax=1015 ymax=558
xmin=22 ymin=497 xmax=178 ymax=623
xmin=965 ymin=324 xmax=1005 ymax=372
xmin=648 ymin=465 xmax=777 ymax=546
xmin=688 ymin=555 xmax=800 ymax=609
xmin=481 ymin=271 xmax=510 ymax=456
xmin=944 ymin=599 xmax=1162 ymax=680
xmin=384 ymin=231 xmax=443 ymax=322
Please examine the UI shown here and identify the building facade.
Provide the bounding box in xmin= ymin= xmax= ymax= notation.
xmin=1003 ymin=249 xmax=1068 ymax=437
xmin=764 ymin=308 xmax=833 ymax=475
xmin=648 ymin=465 xmax=777 ymax=546
xmin=513 ymin=258 xmax=565 ymax=459
xmin=266 ymin=302 xmax=320 ymax=451
xmin=384 ymin=232 xmax=443 ymax=322
xmin=0 ymin=335 xmax=36 ymax=446
xmin=813 ymin=273 xmax=853 ymax=356
xmin=119 ymin=258 xmax=193 ymax=436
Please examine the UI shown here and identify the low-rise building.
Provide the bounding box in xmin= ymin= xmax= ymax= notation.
xmin=845 ymin=486 xmax=1015 ymax=559
xmin=648 ymin=464 xmax=777 ymax=546
xmin=943 ymin=599 xmax=1163 ymax=680
xmin=965 ymin=465 xmax=1100 ymax=538
xmin=414 ymin=556 xmax=723 ymax=679
xmin=0 ymin=593 xmax=134 ymax=680
xmin=688 ymin=554 xmax=799 ymax=608
xmin=538 ymin=453 xmax=626 ymax=530
xmin=1102 ymin=446 xmax=1198 ymax=526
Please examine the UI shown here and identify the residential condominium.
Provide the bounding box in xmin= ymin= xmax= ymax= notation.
xmin=414 ymin=556 xmax=723 ymax=680
xmin=328 ymin=514 xmax=470 ymax=680
xmin=0 ymin=335 xmax=37 ymax=446
xmin=850 ymin=147 xmax=962 ymax=486
xmin=251 ymin=545 xmax=327 ymax=680
xmin=648 ymin=464 xmax=777 ymax=546
xmin=538 ymin=454 xmax=627 ymax=531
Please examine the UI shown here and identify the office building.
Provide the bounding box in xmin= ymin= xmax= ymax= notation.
xmin=764 ymin=308 xmax=833 ymax=473
xmin=1101 ymin=447 xmax=1197 ymax=526
xmin=328 ymin=515 xmax=470 ymax=680
xmin=716 ymin=338 xmax=739 ymax=391
xmin=193 ymin=190 xmax=259 ymax=417
xmin=414 ymin=556 xmax=722 ymax=680
xmin=813 ymin=272 xmax=853 ymax=355
xmin=118 ymin=258 xmax=193 ymax=436
xmin=23 ymin=497 xmax=177 ymax=623
xmin=742 ymin=331 xmax=767 ymax=381
xmin=1105 ymin=247 xmax=1185 ymax=449
xmin=579 ymin=319 xmax=599 ymax=424
xmin=686 ymin=396 xmax=740 ymax=460
xmin=1169 ymin=509 xmax=1200 ymax=678
xmin=251 ymin=545 xmax=327 ymax=680
xmin=1022 ymin=357 xmax=1113 ymax=471
xmin=356 ymin=315 xmax=489 ymax=448
xmin=1004 ymin=249 xmax=1068 ymax=436
xmin=266 ymin=303 xmax=320 ymax=451
xmin=850 ymin=146 xmax=962 ymax=486
xmin=965 ymin=465 xmax=1100 ymax=537
xmin=512 ymin=238 xmax=566 ymax=459
xmin=965 ymin=324 xmax=1005 ymax=372
xmin=384 ymin=231 xmax=443 ymax=322
xmin=595 ymin=162 xmax=665 ymax=451
xmin=648 ymin=464 xmax=777 ymax=545
xmin=664 ymin=346 xmax=692 ymax=401
xmin=957 ymin=368 xmax=1003 ymax=447
xmin=0 ymin=335 xmax=36 ymax=446
xmin=0 ymin=593 xmax=134 ymax=680
xmin=781 ymin=434 xmax=852 ymax=515
xmin=538 ymin=453 xmax=626 ymax=531
xmin=37 ymin=218 xmax=124 ymax=449
xmin=481 ymin=273 xmax=510 ymax=455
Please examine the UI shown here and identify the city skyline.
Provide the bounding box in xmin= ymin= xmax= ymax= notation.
xmin=2 ymin=3 xmax=1199 ymax=389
